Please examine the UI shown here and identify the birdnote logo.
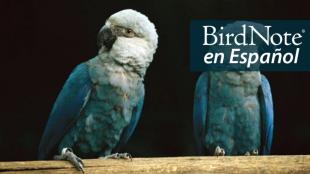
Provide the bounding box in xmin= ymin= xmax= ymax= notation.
xmin=190 ymin=20 xmax=310 ymax=71
xmin=203 ymin=23 xmax=303 ymax=68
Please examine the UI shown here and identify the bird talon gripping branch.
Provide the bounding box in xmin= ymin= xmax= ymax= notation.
xmin=214 ymin=146 xmax=225 ymax=156
xmin=54 ymin=148 xmax=84 ymax=172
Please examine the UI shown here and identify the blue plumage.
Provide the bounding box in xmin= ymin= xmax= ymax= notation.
xmin=193 ymin=72 xmax=274 ymax=155
xmin=193 ymin=72 xmax=209 ymax=155
xmin=38 ymin=59 xmax=146 ymax=159
xmin=259 ymin=75 xmax=274 ymax=155
xmin=38 ymin=63 xmax=92 ymax=159
xmin=114 ymin=94 xmax=144 ymax=153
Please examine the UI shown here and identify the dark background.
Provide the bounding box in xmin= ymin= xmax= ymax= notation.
xmin=2 ymin=0 xmax=310 ymax=161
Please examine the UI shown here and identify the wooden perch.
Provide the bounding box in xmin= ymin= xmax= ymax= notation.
xmin=0 ymin=155 xmax=309 ymax=173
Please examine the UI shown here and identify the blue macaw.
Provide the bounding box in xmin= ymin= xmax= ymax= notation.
xmin=38 ymin=9 xmax=158 ymax=171
xmin=193 ymin=21 xmax=274 ymax=156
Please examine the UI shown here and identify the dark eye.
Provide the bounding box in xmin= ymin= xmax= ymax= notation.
xmin=126 ymin=29 xmax=133 ymax=34
xmin=125 ymin=28 xmax=135 ymax=37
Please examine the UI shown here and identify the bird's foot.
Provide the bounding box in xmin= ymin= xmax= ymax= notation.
xmin=54 ymin=148 xmax=84 ymax=173
xmin=214 ymin=146 xmax=225 ymax=156
xmin=252 ymin=149 xmax=259 ymax=155
xmin=244 ymin=149 xmax=259 ymax=156
xmin=101 ymin=153 xmax=132 ymax=160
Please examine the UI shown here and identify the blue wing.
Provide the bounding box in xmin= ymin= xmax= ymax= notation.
xmin=113 ymin=87 xmax=144 ymax=152
xmin=38 ymin=63 xmax=92 ymax=159
xmin=193 ymin=72 xmax=209 ymax=155
xmin=258 ymin=74 xmax=274 ymax=155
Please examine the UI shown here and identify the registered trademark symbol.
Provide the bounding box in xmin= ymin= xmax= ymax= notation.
xmin=302 ymin=29 xmax=306 ymax=33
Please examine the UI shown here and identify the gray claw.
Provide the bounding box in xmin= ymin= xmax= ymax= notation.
xmin=54 ymin=148 xmax=84 ymax=173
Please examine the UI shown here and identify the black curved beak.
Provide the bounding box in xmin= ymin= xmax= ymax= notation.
xmin=97 ymin=27 xmax=117 ymax=50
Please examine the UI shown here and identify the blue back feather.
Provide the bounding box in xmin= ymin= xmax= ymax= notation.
xmin=38 ymin=63 xmax=92 ymax=159
xmin=193 ymin=72 xmax=209 ymax=155
xmin=258 ymin=74 xmax=274 ymax=155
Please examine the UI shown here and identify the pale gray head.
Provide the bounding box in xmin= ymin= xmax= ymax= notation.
xmin=97 ymin=9 xmax=158 ymax=75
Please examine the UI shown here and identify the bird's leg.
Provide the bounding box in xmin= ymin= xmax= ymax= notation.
xmin=54 ymin=148 xmax=84 ymax=173
xmin=101 ymin=153 xmax=132 ymax=160
xmin=214 ymin=146 xmax=225 ymax=156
